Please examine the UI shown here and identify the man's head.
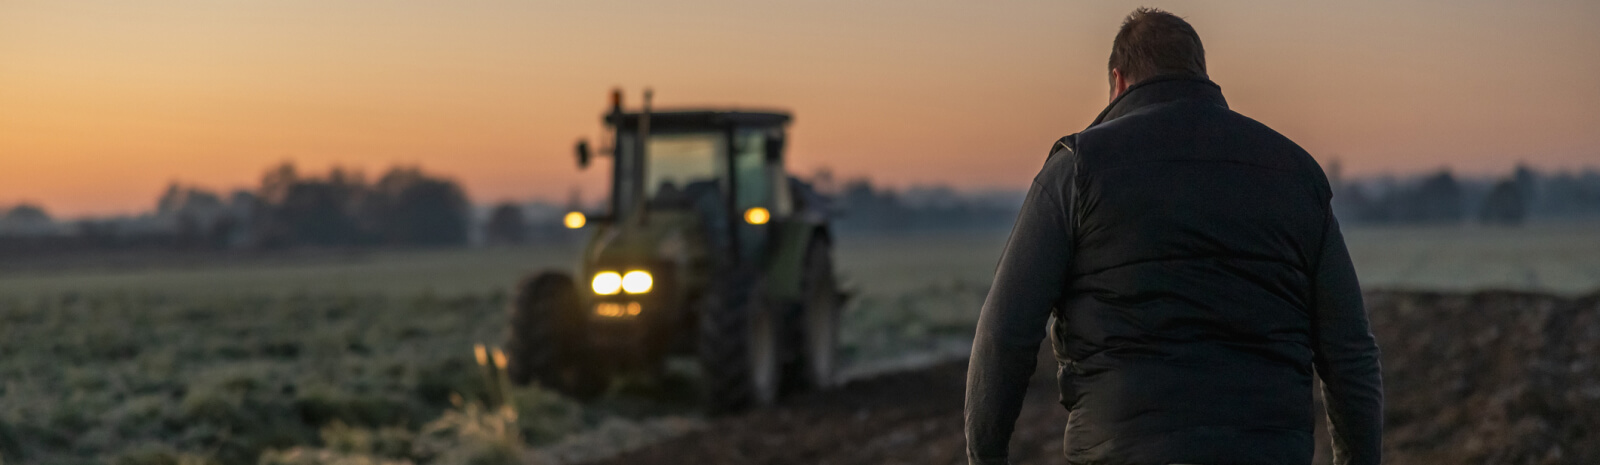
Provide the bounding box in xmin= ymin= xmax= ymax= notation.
xmin=1107 ymin=8 xmax=1207 ymax=101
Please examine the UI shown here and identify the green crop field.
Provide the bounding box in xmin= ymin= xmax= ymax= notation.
xmin=2 ymin=224 xmax=1598 ymax=464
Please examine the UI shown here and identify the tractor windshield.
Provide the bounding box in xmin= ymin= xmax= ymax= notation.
xmin=644 ymin=133 xmax=722 ymax=200
xmin=613 ymin=131 xmax=726 ymax=214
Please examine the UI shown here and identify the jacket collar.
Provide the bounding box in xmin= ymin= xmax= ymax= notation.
xmin=1088 ymin=74 xmax=1227 ymax=128
xmin=1051 ymin=75 xmax=1227 ymax=158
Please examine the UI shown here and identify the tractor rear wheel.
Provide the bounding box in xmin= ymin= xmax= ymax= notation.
xmin=505 ymin=272 xmax=606 ymax=399
xmin=795 ymin=238 xmax=840 ymax=390
xmin=698 ymin=277 xmax=781 ymax=413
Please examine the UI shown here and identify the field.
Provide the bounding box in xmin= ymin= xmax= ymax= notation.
xmin=5 ymin=222 xmax=1597 ymax=298
xmin=2 ymin=224 xmax=1598 ymax=464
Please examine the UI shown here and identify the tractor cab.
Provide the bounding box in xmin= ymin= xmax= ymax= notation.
xmin=573 ymin=91 xmax=794 ymax=268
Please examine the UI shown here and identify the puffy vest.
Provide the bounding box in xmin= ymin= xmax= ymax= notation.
xmin=1050 ymin=76 xmax=1334 ymax=464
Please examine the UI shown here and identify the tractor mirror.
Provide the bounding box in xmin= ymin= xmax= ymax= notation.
xmin=575 ymin=139 xmax=592 ymax=169
xmin=765 ymin=133 xmax=785 ymax=161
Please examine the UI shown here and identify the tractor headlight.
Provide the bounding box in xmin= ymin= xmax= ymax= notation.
xmin=621 ymin=270 xmax=653 ymax=294
xmin=591 ymin=271 xmax=622 ymax=295
xmin=744 ymin=207 xmax=770 ymax=225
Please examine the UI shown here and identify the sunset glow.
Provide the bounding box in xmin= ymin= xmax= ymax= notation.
xmin=3 ymin=1 xmax=1598 ymax=216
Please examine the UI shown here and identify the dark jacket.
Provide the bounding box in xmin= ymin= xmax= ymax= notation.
xmin=964 ymin=76 xmax=1383 ymax=465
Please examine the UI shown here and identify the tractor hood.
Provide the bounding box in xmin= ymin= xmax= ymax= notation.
xmin=581 ymin=210 xmax=709 ymax=287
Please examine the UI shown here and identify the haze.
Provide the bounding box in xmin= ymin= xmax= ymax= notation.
xmin=3 ymin=0 xmax=1598 ymax=216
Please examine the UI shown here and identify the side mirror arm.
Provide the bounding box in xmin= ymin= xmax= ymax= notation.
xmin=575 ymin=139 xmax=592 ymax=169
xmin=764 ymin=133 xmax=785 ymax=162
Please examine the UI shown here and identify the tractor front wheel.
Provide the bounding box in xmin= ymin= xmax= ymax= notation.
xmin=505 ymin=272 xmax=606 ymax=399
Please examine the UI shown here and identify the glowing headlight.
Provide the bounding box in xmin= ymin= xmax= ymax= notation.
xmin=622 ymin=270 xmax=653 ymax=294
xmin=591 ymin=271 xmax=622 ymax=295
xmin=744 ymin=207 xmax=770 ymax=225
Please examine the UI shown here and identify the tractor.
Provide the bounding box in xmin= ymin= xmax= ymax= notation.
xmin=504 ymin=89 xmax=840 ymax=413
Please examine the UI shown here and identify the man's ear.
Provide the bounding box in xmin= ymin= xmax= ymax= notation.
xmin=1110 ymin=68 xmax=1131 ymax=102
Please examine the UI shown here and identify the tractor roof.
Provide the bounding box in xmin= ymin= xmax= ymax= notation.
xmin=604 ymin=109 xmax=791 ymax=132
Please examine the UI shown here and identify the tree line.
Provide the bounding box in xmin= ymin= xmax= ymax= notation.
xmin=0 ymin=162 xmax=472 ymax=254
xmin=251 ymin=163 xmax=470 ymax=247
xmin=1332 ymin=164 xmax=1600 ymax=226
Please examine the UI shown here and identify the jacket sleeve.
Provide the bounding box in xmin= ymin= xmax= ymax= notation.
xmin=964 ymin=153 xmax=1075 ymax=465
xmin=1310 ymin=213 xmax=1384 ymax=465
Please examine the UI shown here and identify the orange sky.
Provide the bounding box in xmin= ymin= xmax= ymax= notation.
xmin=3 ymin=1 xmax=1599 ymax=217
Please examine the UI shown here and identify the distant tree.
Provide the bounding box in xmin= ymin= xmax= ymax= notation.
xmin=1399 ymin=170 xmax=1464 ymax=224
xmin=156 ymin=183 xmax=231 ymax=248
xmin=250 ymin=162 xmax=470 ymax=247
xmin=258 ymin=162 xmax=299 ymax=205
xmin=836 ymin=178 xmax=908 ymax=230
xmin=485 ymin=202 xmax=528 ymax=245
xmin=366 ymin=166 xmax=470 ymax=246
xmin=2 ymin=204 xmax=50 ymax=224
xmin=1478 ymin=178 xmax=1527 ymax=226
xmin=157 ymin=184 xmax=224 ymax=217
xmin=254 ymin=162 xmax=370 ymax=247
xmin=219 ymin=190 xmax=261 ymax=248
xmin=278 ymin=178 xmax=367 ymax=245
xmin=1514 ymin=163 xmax=1538 ymax=200
xmin=1534 ymin=169 xmax=1600 ymax=218
xmin=0 ymin=203 xmax=54 ymax=236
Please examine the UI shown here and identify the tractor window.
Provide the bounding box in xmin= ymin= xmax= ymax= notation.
xmin=733 ymin=130 xmax=772 ymax=261
xmin=645 ymin=133 xmax=724 ymax=201
xmin=733 ymin=131 xmax=771 ymax=211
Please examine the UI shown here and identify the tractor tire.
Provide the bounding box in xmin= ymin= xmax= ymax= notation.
xmin=698 ymin=276 xmax=782 ymax=414
xmin=794 ymin=238 xmax=841 ymax=390
xmin=505 ymin=272 xmax=606 ymax=399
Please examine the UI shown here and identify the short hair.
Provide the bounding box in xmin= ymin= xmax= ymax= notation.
xmin=1108 ymin=8 xmax=1207 ymax=84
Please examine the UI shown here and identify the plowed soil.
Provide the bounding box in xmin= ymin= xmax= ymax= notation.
xmin=579 ymin=290 xmax=1600 ymax=465
xmin=580 ymin=355 xmax=1066 ymax=465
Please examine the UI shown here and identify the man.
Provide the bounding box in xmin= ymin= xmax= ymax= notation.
xmin=964 ymin=8 xmax=1383 ymax=465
